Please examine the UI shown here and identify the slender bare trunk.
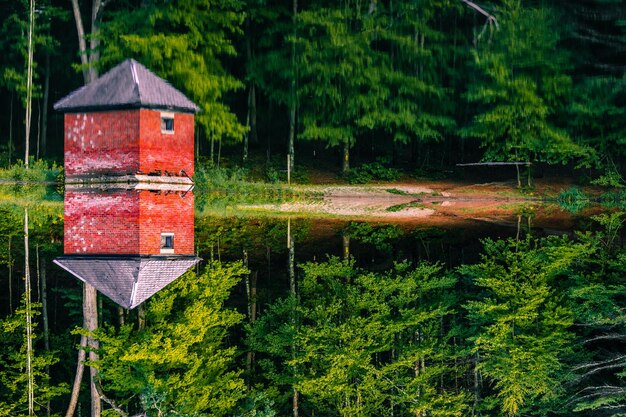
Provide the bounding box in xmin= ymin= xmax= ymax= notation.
xmin=88 ymin=0 xmax=101 ymax=83
xmin=8 ymin=236 xmax=12 ymax=312
xmin=244 ymin=105 xmax=249 ymax=163
xmin=342 ymin=138 xmax=350 ymax=173
xmin=117 ymin=307 xmax=125 ymax=327
xmin=24 ymin=209 xmax=35 ymax=415
xmin=41 ymin=53 xmax=50 ymax=158
xmin=71 ymin=0 xmax=89 ymax=83
xmin=65 ymin=335 xmax=86 ymax=417
xmin=287 ymin=218 xmax=299 ymax=417
xmin=84 ymin=284 xmax=100 ymax=417
xmin=472 ymin=353 xmax=480 ymax=416
xmin=24 ymin=0 xmax=35 ymax=168
xmin=68 ymin=4 xmax=104 ymax=413
xmin=217 ymin=137 xmax=222 ymax=168
xmin=138 ymin=303 xmax=146 ymax=330
xmin=9 ymin=93 xmax=13 ymax=166
xmin=250 ymin=86 xmax=257 ymax=145
xmin=243 ymin=14 xmax=256 ymax=162
xmin=288 ymin=0 xmax=298 ymax=173
xmin=36 ymin=101 xmax=41 ymax=160
xmin=244 ymin=250 xmax=258 ymax=384
xmin=40 ymin=251 xmax=51 ymax=417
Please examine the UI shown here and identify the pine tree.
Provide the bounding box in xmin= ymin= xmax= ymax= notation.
xmin=248 ymin=257 xmax=467 ymax=416
xmin=100 ymin=0 xmax=246 ymax=150
xmin=461 ymin=236 xmax=578 ymax=416
xmin=461 ymin=0 xmax=587 ymax=168
xmin=93 ymin=262 xmax=246 ymax=416
xmin=0 ymin=294 xmax=68 ymax=416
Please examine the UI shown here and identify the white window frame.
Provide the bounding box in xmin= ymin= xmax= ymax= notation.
xmin=160 ymin=232 xmax=175 ymax=254
xmin=160 ymin=112 xmax=175 ymax=134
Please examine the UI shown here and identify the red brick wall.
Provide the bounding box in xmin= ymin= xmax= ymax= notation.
xmin=64 ymin=111 xmax=140 ymax=176
xmin=64 ymin=190 xmax=140 ymax=254
xmin=139 ymin=190 xmax=195 ymax=254
xmin=139 ymin=110 xmax=195 ymax=177
xmin=64 ymin=190 xmax=194 ymax=255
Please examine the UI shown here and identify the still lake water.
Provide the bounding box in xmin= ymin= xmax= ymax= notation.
xmin=0 ymin=184 xmax=611 ymax=319
xmin=1 ymin=184 xmax=624 ymax=416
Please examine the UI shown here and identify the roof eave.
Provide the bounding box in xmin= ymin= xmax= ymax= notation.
xmin=53 ymin=103 xmax=199 ymax=114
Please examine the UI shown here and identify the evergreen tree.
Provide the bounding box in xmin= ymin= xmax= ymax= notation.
xmin=248 ymin=257 xmax=467 ymax=416
xmin=94 ymin=262 xmax=246 ymax=416
xmin=101 ymin=0 xmax=247 ymax=148
xmin=0 ymin=293 xmax=68 ymax=416
xmin=461 ymin=236 xmax=579 ymax=416
xmin=564 ymin=213 xmax=626 ymax=415
xmin=461 ymin=0 xmax=587 ymax=167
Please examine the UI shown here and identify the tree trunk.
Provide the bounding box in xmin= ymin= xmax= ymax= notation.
xmin=287 ymin=218 xmax=299 ymax=417
xmin=40 ymin=251 xmax=51 ymax=417
xmin=69 ymin=3 xmax=104 ymax=413
xmin=24 ymin=0 xmax=35 ymax=168
xmin=24 ymin=209 xmax=35 ymax=416
xmin=244 ymin=249 xmax=258 ymax=384
xmin=250 ymin=85 xmax=258 ymax=145
xmin=88 ymin=0 xmax=101 ymax=83
xmin=8 ymin=236 xmax=12 ymax=313
xmin=71 ymin=0 xmax=102 ymax=84
xmin=288 ymin=0 xmax=298 ymax=174
xmin=244 ymin=14 xmax=258 ymax=162
xmin=36 ymin=100 xmax=41 ymax=160
xmin=71 ymin=0 xmax=89 ymax=83
xmin=117 ymin=307 xmax=125 ymax=327
xmin=342 ymin=232 xmax=350 ymax=260
xmin=84 ymin=284 xmax=101 ymax=417
xmin=9 ymin=93 xmax=13 ymax=166
xmin=41 ymin=53 xmax=50 ymax=158
xmin=342 ymin=138 xmax=350 ymax=173
xmin=138 ymin=303 xmax=146 ymax=330
xmin=65 ymin=336 xmax=86 ymax=417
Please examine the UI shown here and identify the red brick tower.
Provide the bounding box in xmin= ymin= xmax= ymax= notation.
xmin=54 ymin=188 xmax=199 ymax=309
xmin=54 ymin=59 xmax=199 ymax=181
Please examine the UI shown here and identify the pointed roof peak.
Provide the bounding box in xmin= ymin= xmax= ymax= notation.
xmin=54 ymin=255 xmax=201 ymax=309
xmin=54 ymin=59 xmax=200 ymax=114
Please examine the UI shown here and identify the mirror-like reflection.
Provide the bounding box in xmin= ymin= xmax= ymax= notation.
xmin=54 ymin=185 xmax=199 ymax=309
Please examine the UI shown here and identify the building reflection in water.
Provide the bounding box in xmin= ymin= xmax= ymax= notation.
xmin=54 ymin=184 xmax=199 ymax=309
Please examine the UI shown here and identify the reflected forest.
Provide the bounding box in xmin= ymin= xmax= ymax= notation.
xmin=0 ymin=0 xmax=625 ymax=417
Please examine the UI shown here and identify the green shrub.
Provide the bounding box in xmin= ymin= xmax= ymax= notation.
xmin=591 ymin=170 xmax=625 ymax=188
xmin=413 ymin=166 xmax=451 ymax=180
xmin=557 ymin=187 xmax=589 ymax=213
xmin=344 ymin=158 xmax=400 ymax=184
xmin=264 ymin=156 xmax=310 ymax=184
xmin=0 ymin=159 xmax=62 ymax=183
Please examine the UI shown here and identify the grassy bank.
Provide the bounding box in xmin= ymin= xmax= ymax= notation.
xmin=0 ymin=160 xmax=62 ymax=183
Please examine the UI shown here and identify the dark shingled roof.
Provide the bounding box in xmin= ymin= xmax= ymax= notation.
xmin=53 ymin=59 xmax=200 ymax=113
xmin=54 ymin=255 xmax=201 ymax=309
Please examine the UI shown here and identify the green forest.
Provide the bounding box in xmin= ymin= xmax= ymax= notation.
xmin=0 ymin=0 xmax=624 ymax=181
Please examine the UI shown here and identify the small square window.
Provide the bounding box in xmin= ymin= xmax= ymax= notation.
xmin=160 ymin=233 xmax=174 ymax=254
xmin=160 ymin=112 xmax=175 ymax=134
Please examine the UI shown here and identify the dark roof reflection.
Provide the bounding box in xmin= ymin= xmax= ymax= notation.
xmin=54 ymin=255 xmax=199 ymax=309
